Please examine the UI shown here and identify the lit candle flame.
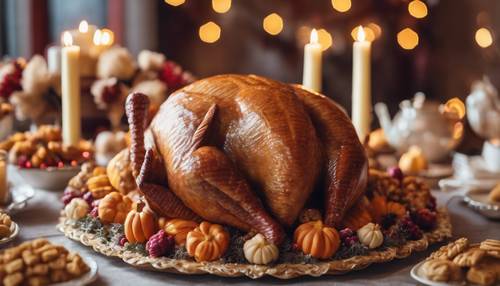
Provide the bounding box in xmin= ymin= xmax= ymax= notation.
xmin=63 ymin=32 xmax=73 ymax=46
xmin=310 ymin=29 xmax=318 ymax=44
xmin=357 ymin=25 xmax=366 ymax=42
xmin=93 ymin=29 xmax=102 ymax=45
xmin=79 ymin=20 xmax=89 ymax=33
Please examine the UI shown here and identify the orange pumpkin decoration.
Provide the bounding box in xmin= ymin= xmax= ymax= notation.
xmin=293 ymin=220 xmax=341 ymax=259
xmin=158 ymin=218 xmax=198 ymax=245
xmin=98 ymin=192 xmax=133 ymax=224
xmin=125 ymin=200 xmax=157 ymax=243
xmin=369 ymin=195 xmax=407 ymax=223
xmin=186 ymin=222 xmax=229 ymax=262
xmin=342 ymin=207 xmax=373 ymax=231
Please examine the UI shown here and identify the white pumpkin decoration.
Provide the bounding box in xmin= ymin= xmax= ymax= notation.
xmin=64 ymin=198 xmax=89 ymax=220
xmin=243 ymin=233 xmax=279 ymax=265
xmin=357 ymin=223 xmax=384 ymax=249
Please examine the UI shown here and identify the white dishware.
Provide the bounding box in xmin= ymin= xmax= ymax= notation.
xmin=8 ymin=165 xmax=80 ymax=191
xmin=411 ymin=261 xmax=465 ymax=286
xmin=1 ymin=183 xmax=35 ymax=214
xmin=463 ymin=189 xmax=500 ymax=219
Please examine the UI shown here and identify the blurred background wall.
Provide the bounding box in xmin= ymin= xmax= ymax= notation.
xmin=0 ymin=0 xmax=498 ymax=121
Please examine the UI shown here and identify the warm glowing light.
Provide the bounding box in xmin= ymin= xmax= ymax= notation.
xmin=310 ymin=29 xmax=318 ymax=44
xmin=397 ymin=28 xmax=419 ymax=50
xmin=63 ymin=32 xmax=73 ymax=46
xmin=199 ymin=21 xmax=221 ymax=43
xmin=331 ymin=0 xmax=351 ymax=12
xmin=443 ymin=97 xmax=466 ymax=119
xmin=317 ymin=29 xmax=333 ymax=51
xmin=164 ymin=0 xmax=185 ymax=6
xmin=79 ymin=20 xmax=89 ymax=33
xmin=212 ymin=0 xmax=231 ymax=13
xmin=351 ymin=26 xmax=375 ymax=42
xmin=408 ymin=0 xmax=428 ymax=19
xmin=93 ymin=29 xmax=102 ymax=45
xmin=358 ymin=26 xmax=366 ymax=41
xmin=475 ymin=28 xmax=493 ymax=48
xmin=367 ymin=23 xmax=382 ymax=39
xmin=101 ymin=29 xmax=114 ymax=45
xmin=263 ymin=13 xmax=284 ymax=36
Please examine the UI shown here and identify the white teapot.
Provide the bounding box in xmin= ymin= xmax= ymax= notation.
xmin=374 ymin=93 xmax=464 ymax=162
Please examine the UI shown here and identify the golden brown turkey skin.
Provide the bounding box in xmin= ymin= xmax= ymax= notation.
xmin=150 ymin=75 xmax=322 ymax=231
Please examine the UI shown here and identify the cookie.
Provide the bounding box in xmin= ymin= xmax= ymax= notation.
xmin=421 ymin=259 xmax=463 ymax=282
xmin=467 ymin=264 xmax=497 ymax=286
xmin=453 ymin=248 xmax=486 ymax=267
xmin=480 ymin=239 xmax=500 ymax=258
xmin=430 ymin=238 xmax=469 ymax=260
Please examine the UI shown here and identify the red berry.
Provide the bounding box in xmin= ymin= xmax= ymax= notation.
xmin=40 ymin=163 xmax=47 ymax=169
xmin=57 ymin=161 xmax=64 ymax=168
xmin=387 ymin=166 xmax=404 ymax=182
xmin=83 ymin=192 xmax=94 ymax=205
xmin=90 ymin=207 xmax=99 ymax=218
xmin=119 ymin=236 xmax=127 ymax=246
xmin=411 ymin=208 xmax=437 ymax=230
xmin=146 ymin=230 xmax=175 ymax=258
xmin=339 ymin=228 xmax=354 ymax=240
xmin=91 ymin=199 xmax=101 ymax=209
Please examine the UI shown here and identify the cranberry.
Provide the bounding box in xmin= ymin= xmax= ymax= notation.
xmin=82 ymin=192 xmax=94 ymax=205
xmin=146 ymin=230 xmax=175 ymax=258
xmin=387 ymin=166 xmax=404 ymax=182
xmin=119 ymin=236 xmax=127 ymax=246
xmin=90 ymin=207 xmax=99 ymax=218
xmin=411 ymin=208 xmax=437 ymax=230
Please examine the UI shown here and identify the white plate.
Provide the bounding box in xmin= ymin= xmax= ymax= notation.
xmin=8 ymin=165 xmax=80 ymax=191
xmin=411 ymin=261 xmax=465 ymax=286
xmin=463 ymin=189 xmax=500 ymax=219
xmin=53 ymin=255 xmax=98 ymax=286
xmin=0 ymin=222 xmax=19 ymax=245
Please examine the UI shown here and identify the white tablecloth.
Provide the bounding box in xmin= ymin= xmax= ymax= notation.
xmin=5 ymin=178 xmax=500 ymax=286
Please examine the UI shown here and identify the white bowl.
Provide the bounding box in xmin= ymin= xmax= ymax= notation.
xmin=9 ymin=165 xmax=80 ymax=191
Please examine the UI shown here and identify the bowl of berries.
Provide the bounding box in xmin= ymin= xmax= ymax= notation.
xmin=1 ymin=126 xmax=94 ymax=190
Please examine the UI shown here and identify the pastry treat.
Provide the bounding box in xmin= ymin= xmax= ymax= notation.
xmin=125 ymin=74 xmax=368 ymax=244
xmin=467 ymin=263 xmax=498 ymax=286
xmin=452 ymin=247 xmax=486 ymax=267
xmin=399 ymin=146 xmax=428 ymax=174
xmin=489 ymin=183 xmax=500 ymax=203
xmin=0 ymin=239 xmax=89 ymax=286
xmin=480 ymin=239 xmax=500 ymax=258
xmin=421 ymin=259 xmax=463 ymax=282
xmin=0 ymin=103 xmax=13 ymax=121
xmin=0 ymin=213 xmax=12 ymax=238
xmin=430 ymin=237 xmax=469 ymax=260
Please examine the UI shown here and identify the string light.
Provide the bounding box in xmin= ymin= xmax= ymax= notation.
xmin=475 ymin=28 xmax=493 ymax=48
xmin=397 ymin=28 xmax=419 ymax=50
xmin=164 ymin=0 xmax=185 ymax=7
xmin=212 ymin=0 xmax=231 ymax=13
xmin=408 ymin=0 xmax=428 ymax=19
xmin=199 ymin=21 xmax=221 ymax=43
xmin=331 ymin=0 xmax=351 ymax=12
xmin=317 ymin=29 xmax=333 ymax=51
xmin=351 ymin=26 xmax=375 ymax=42
xmin=263 ymin=13 xmax=284 ymax=36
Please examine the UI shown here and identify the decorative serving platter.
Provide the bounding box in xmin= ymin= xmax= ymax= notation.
xmin=58 ymin=207 xmax=452 ymax=279
xmin=463 ymin=189 xmax=500 ymax=219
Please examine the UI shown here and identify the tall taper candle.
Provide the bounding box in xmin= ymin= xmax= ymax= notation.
xmin=61 ymin=31 xmax=81 ymax=146
xmin=352 ymin=26 xmax=372 ymax=142
xmin=302 ymin=29 xmax=322 ymax=92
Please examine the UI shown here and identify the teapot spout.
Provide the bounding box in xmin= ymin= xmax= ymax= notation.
xmin=374 ymin=102 xmax=393 ymax=135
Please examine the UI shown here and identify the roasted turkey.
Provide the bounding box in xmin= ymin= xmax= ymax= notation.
xmin=126 ymin=74 xmax=368 ymax=244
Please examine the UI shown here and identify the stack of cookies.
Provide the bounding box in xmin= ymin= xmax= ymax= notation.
xmin=0 ymin=213 xmax=13 ymax=239
xmin=0 ymin=238 xmax=89 ymax=286
xmin=421 ymin=237 xmax=500 ymax=285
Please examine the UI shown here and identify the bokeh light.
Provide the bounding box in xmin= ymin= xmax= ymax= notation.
xmin=331 ymin=0 xmax=351 ymax=12
xmin=317 ymin=29 xmax=333 ymax=51
xmin=199 ymin=21 xmax=221 ymax=43
xmin=408 ymin=0 xmax=428 ymax=19
xmin=164 ymin=0 xmax=185 ymax=7
xmin=367 ymin=23 xmax=382 ymax=39
xmin=212 ymin=0 xmax=231 ymax=13
xmin=397 ymin=28 xmax=419 ymax=50
xmin=263 ymin=13 xmax=284 ymax=36
xmin=475 ymin=28 xmax=493 ymax=48
xmin=351 ymin=26 xmax=375 ymax=42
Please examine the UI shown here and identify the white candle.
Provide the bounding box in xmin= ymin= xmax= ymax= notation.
xmin=67 ymin=20 xmax=97 ymax=53
xmin=352 ymin=26 xmax=372 ymax=142
xmin=0 ymin=150 xmax=7 ymax=204
xmin=61 ymin=32 xmax=81 ymax=146
xmin=302 ymin=29 xmax=322 ymax=92
xmin=47 ymin=46 xmax=61 ymax=74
